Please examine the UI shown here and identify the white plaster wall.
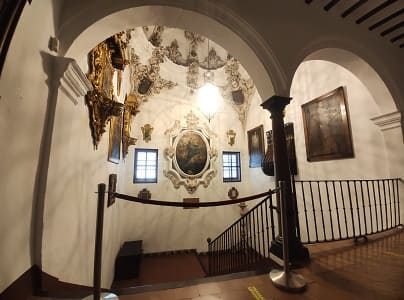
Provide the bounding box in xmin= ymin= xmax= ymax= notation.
xmin=119 ymin=82 xmax=274 ymax=254
xmin=41 ymin=87 xmax=120 ymax=287
xmin=381 ymin=128 xmax=404 ymax=224
xmin=288 ymin=60 xmax=395 ymax=242
xmin=0 ymin=0 xmax=57 ymax=293
xmin=288 ymin=60 xmax=389 ymax=179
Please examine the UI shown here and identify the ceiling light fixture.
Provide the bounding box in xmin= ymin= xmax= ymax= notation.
xmin=197 ymin=39 xmax=221 ymax=122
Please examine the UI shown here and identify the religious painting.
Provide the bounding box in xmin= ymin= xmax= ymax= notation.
xmin=107 ymin=115 xmax=122 ymax=164
xmin=164 ymin=111 xmax=217 ymax=194
xmin=141 ymin=123 xmax=154 ymax=143
xmin=107 ymin=173 xmax=117 ymax=207
xmin=301 ymin=86 xmax=354 ymax=162
xmin=285 ymin=123 xmax=298 ymax=175
xmin=247 ymin=125 xmax=265 ymax=168
xmin=175 ymin=131 xmax=208 ymax=176
xmin=263 ymin=123 xmax=297 ymax=176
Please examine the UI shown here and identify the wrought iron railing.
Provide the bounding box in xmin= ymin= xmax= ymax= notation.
xmin=207 ymin=190 xmax=278 ymax=276
xmin=293 ymin=178 xmax=402 ymax=244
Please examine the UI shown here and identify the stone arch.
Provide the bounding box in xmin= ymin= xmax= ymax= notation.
xmin=58 ymin=2 xmax=287 ymax=99
xmin=290 ymin=36 xmax=401 ymax=114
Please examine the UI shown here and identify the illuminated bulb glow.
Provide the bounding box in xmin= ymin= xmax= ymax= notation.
xmin=197 ymin=82 xmax=221 ymax=120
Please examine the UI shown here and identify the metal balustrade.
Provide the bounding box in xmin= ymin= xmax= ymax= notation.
xmin=207 ymin=191 xmax=279 ymax=275
xmin=293 ymin=178 xmax=402 ymax=244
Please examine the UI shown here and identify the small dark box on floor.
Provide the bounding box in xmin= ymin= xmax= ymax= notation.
xmin=114 ymin=240 xmax=143 ymax=280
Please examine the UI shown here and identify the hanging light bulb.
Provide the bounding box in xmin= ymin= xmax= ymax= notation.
xmin=197 ymin=39 xmax=221 ymax=121
xmin=197 ymin=81 xmax=221 ymax=121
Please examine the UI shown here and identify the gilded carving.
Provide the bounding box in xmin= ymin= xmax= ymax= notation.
xmin=85 ymin=90 xmax=124 ymax=149
xmin=86 ymin=32 xmax=130 ymax=148
xmin=122 ymin=94 xmax=139 ymax=159
xmin=87 ymin=41 xmax=114 ymax=99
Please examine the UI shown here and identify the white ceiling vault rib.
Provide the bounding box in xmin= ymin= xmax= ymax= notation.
xmin=304 ymin=0 xmax=404 ymax=49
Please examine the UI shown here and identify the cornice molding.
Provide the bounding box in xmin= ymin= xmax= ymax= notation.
xmin=370 ymin=111 xmax=401 ymax=131
xmin=60 ymin=60 xmax=93 ymax=105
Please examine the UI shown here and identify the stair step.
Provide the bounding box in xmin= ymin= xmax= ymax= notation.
xmin=113 ymin=269 xmax=266 ymax=296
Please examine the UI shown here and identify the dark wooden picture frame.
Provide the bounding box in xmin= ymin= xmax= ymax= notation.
xmin=108 ymin=115 xmax=122 ymax=164
xmin=301 ymin=86 xmax=354 ymax=162
xmin=247 ymin=125 xmax=265 ymax=168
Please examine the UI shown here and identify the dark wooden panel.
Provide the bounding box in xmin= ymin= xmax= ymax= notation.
xmin=324 ymin=0 xmax=341 ymax=11
xmin=369 ymin=8 xmax=404 ymax=30
xmin=381 ymin=20 xmax=404 ymax=35
xmin=342 ymin=0 xmax=368 ymax=18
xmin=356 ymin=0 xmax=398 ymax=24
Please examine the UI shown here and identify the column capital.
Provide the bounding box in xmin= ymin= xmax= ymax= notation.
xmin=261 ymin=95 xmax=292 ymax=113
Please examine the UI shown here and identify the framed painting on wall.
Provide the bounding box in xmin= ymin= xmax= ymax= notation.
xmin=108 ymin=115 xmax=122 ymax=164
xmin=301 ymin=86 xmax=354 ymax=162
xmin=247 ymin=125 xmax=265 ymax=168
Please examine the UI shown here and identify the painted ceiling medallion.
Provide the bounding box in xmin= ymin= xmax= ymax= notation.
xmin=164 ymin=111 xmax=217 ymax=194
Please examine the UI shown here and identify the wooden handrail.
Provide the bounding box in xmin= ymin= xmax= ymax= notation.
xmin=113 ymin=190 xmax=276 ymax=207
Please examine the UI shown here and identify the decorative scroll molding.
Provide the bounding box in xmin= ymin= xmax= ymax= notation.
xmin=164 ymin=111 xmax=217 ymax=194
xmin=370 ymin=111 xmax=402 ymax=131
xmin=222 ymin=56 xmax=255 ymax=129
xmin=199 ymin=48 xmax=226 ymax=70
xmin=60 ymin=60 xmax=93 ymax=105
xmin=122 ymin=94 xmax=139 ymax=158
xmin=129 ymin=47 xmax=176 ymax=103
xmin=85 ymin=90 xmax=124 ymax=149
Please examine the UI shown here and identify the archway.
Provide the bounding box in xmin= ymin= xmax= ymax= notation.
xmin=59 ymin=3 xmax=287 ymax=99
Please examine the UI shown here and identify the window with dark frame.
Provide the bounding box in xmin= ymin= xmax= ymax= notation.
xmin=222 ymin=151 xmax=241 ymax=182
xmin=133 ymin=148 xmax=158 ymax=183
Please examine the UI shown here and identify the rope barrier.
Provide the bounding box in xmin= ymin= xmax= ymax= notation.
xmin=113 ymin=190 xmax=276 ymax=208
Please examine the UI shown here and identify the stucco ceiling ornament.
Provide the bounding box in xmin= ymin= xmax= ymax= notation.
xmin=140 ymin=26 xmax=257 ymax=127
xmin=143 ymin=27 xmax=229 ymax=94
xmin=129 ymin=46 xmax=176 ymax=104
xmin=222 ymin=56 xmax=255 ymax=129
xmin=164 ymin=111 xmax=217 ymax=194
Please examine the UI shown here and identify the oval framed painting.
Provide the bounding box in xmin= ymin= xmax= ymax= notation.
xmin=173 ymin=130 xmax=209 ymax=177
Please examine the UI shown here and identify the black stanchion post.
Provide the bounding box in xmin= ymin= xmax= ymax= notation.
xmin=83 ymin=183 xmax=118 ymax=300
xmin=93 ymin=183 xmax=105 ymax=299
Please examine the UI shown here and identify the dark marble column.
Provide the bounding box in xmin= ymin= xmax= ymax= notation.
xmin=261 ymin=95 xmax=309 ymax=263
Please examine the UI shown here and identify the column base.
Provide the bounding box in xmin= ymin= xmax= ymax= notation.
xmin=270 ymin=236 xmax=310 ymax=264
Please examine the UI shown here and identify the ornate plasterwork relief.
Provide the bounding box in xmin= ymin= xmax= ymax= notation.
xmin=164 ymin=111 xmax=217 ymax=194
xmin=129 ymin=46 xmax=177 ymax=104
xmin=138 ymin=26 xmax=257 ymax=128
xmin=222 ymin=56 xmax=255 ymax=129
